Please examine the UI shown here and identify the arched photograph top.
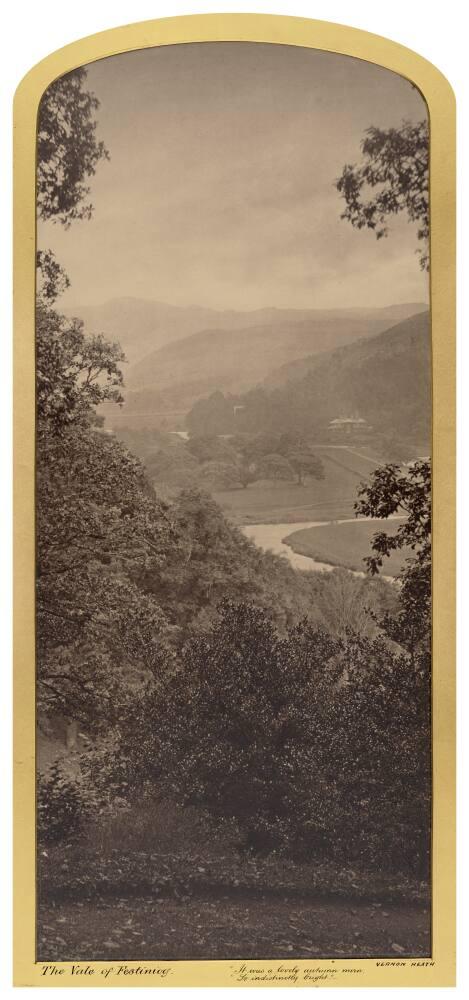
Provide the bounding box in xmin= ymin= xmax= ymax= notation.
xmin=13 ymin=16 xmax=455 ymax=989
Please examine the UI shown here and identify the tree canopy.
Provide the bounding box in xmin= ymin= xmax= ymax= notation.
xmin=336 ymin=119 xmax=429 ymax=270
xmin=37 ymin=67 xmax=109 ymax=226
xmin=355 ymin=459 xmax=431 ymax=652
xmin=36 ymin=303 xmax=125 ymax=431
xmin=99 ymin=601 xmax=430 ymax=873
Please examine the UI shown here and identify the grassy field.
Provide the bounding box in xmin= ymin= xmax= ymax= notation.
xmin=284 ymin=520 xmax=408 ymax=578
xmin=213 ymin=448 xmax=377 ymax=525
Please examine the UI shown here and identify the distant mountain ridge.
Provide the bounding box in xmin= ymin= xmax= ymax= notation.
xmin=92 ymin=299 xmax=427 ymax=430
xmin=65 ymin=297 xmax=428 ymax=367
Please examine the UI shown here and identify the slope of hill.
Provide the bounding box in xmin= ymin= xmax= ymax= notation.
xmin=65 ymin=298 xmax=427 ymax=368
xmin=294 ymin=310 xmax=431 ymax=442
xmin=64 ymin=298 xmax=223 ymax=365
xmin=187 ymin=311 xmax=431 ymax=449
xmin=98 ymin=301 xmax=427 ymax=430
xmin=264 ymin=308 xmax=430 ymax=391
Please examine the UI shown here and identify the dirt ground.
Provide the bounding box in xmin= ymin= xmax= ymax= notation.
xmin=38 ymin=892 xmax=430 ymax=962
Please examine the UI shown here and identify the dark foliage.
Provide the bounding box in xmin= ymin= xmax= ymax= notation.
xmin=36 ymin=302 xmax=125 ymax=431
xmin=37 ymin=67 xmax=109 ymax=226
xmin=336 ymin=120 xmax=429 ymax=270
xmin=36 ymin=249 xmax=70 ymax=304
xmin=94 ymin=603 xmax=430 ymax=879
xmin=38 ymin=764 xmax=89 ymax=844
xmin=355 ymin=460 xmax=431 ymax=653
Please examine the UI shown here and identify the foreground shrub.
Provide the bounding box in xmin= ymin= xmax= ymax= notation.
xmin=38 ymin=763 xmax=91 ymax=845
xmin=98 ymin=602 xmax=430 ymax=878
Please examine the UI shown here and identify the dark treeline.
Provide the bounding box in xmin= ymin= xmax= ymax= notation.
xmin=117 ymin=425 xmax=331 ymax=491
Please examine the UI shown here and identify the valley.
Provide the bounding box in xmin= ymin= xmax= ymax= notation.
xmin=93 ymin=300 xmax=428 ymax=432
xmin=35 ymin=45 xmax=433 ymax=973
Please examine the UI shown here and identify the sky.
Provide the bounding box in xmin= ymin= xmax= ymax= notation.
xmin=38 ymin=42 xmax=429 ymax=311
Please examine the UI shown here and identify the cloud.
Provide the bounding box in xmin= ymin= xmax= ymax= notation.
xmin=38 ymin=42 xmax=428 ymax=311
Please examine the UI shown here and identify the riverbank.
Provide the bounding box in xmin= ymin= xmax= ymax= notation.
xmin=240 ymin=518 xmax=404 ymax=578
xmin=241 ymin=522 xmax=336 ymax=573
xmin=283 ymin=519 xmax=408 ymax=578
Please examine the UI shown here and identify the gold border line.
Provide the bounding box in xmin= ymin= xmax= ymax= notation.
xmin=13 ymin=13 xmax=456 ymax=987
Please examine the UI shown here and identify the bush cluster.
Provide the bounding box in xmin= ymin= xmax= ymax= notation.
xmin=38 ymin=763 xmax=91 ymax=845
xmin=85 ymin=602 xmax=430 ymax=879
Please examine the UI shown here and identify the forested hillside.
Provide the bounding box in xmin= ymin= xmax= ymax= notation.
xmin=188 ymin=311 xmax=430 ymax=449
xmin=99 ymin=302 xmax=427 ymax=430
xmin=37 ymin=361 xmax=330 ymax=730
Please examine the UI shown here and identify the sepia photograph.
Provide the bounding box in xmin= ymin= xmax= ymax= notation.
xmin=34 ymin=37 xmax=433 ymax=964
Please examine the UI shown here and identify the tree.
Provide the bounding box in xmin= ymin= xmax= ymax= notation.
xmin=36 ymin=249 xmax=70 ymax=304
xmin=187 ymin=434 xmax=238 ymax=465
xmin=309 ymin=567 xmax=397 ymax=638
xmin=237 ymin=460 xmax=259 ymax=489
xmin=229 ymin=433 xmax=326 ymax=487
xmin=234 ymin=432 xmax=283 ymax=463
xmin=186 ymin=391 xmax=235 ymax=436
xmin=116 ymin=603 xmax=342 ymax=855
xmin=34 ymin=60 xmax=179 ymax=735
xmin=108 ymin=603 xmax=430 ymax=875
xmin=257 ymin=453 xmax=294 ymax=482
xmin=146 ymin=440 xmax=200 ymax=488
xmin=288 ymin=450 xmax=325 ymax=487
xmin=37 ymin=67 xmax=109 ymax=226
xmin=355 ymin=459 xmax=431 ymax=651
xmin=36 ymin=66 xmax=110 ymax=310
xmin=36 ymin=424 xmax=178 ymax=725
xmin=198 ymin=460 xmax=241 ymax=490
xmin=336 ymin=119 xmax=429 ymax=270
xmin=36 ymin=302 xmax=125 ymax=431
xmin=145 ymin=488 xmax=321 ymax=635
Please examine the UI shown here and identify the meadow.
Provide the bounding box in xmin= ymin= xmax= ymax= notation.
xmin=213 ymin=446 xmax=377 ymax=525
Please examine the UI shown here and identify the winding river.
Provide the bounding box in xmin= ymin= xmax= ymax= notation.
xmin=241 ymin=517 xmax=401 ymax=577
xmin=241 ymin=521 xmax=337 ymax=573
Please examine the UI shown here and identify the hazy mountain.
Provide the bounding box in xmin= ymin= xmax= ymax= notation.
xmin=263 ymin=308 xmax=430 ymax=390
xmin=274 ymin=310 xmax=431 ymax=419
xmin=99 ymin=301 xmax=427 ymax=429
xmin=64 ymin=298 xmax=236 ymax=365
xmin=187 ymin=310 xmax=430 ymax=447
xmin=317 ymin=310 xmax=431 ymax=442
xmin=65 ymin=297 xmax=427 ymax=368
